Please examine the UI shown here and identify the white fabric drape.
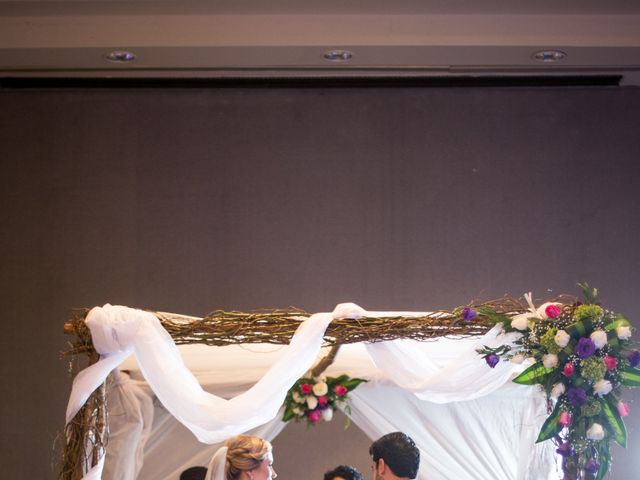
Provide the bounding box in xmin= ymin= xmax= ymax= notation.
xmin=348 ymin=382 xmax=557 ymax=480
xmin=66 ymin=302 xmax=557 ymax=480
xmin=103 ymin=371 xmax=154 ymax=480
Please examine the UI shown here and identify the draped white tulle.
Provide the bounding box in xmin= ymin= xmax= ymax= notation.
xmin=65 ymin=302 xmax=557 ymax=480
xmin=204 ymin=446 xmax=227 ymax=480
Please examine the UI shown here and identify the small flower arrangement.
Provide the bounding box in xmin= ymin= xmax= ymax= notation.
xmin=282 ymin=374 xmax=366 ymax=426
xmin=477 ymin=284 xmax=639 ymax=480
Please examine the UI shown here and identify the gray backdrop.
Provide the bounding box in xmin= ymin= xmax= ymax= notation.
xmin=1 ymin=85 xmax=639 ymax=479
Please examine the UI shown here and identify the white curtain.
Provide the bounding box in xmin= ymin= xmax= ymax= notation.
xmin=348 ymin=382 xmax=557 ymax=480
xmin=66 ymin=303 xmax=557 ymax=480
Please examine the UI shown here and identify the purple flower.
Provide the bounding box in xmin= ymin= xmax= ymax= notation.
xmin=556 ymin=442 xmax=574 ymax=457
xmin=584 ymin=458 xmax=600 ymax=475
xmin=629 ymin=350 xmax=640 ymax=368
xmin=575 ymin=337 xmax=596 ymax=359
xmin=485 ymin=354 xmax=500 ymax=368
xmin=566 ymin=387 xmax=588 ymax=407
xmin=462 ymin=307 xmax=477 ymax=322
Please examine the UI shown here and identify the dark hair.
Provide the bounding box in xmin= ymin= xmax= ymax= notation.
xmin=323 ymin=465 xmax=364 ymax=480
xmin=369 ymin=432 xmax=420 ymax=479
xmin=180 ymin=466 xmax=207 ymax=480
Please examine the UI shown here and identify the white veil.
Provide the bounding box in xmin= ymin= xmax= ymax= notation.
xmin=204 ymin=446 xmax=227 ymax=480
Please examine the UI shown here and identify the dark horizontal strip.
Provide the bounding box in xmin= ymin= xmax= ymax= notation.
xmin=0 ymin=74 xmax=623 ymax=89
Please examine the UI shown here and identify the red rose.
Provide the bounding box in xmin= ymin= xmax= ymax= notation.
xmin=318 ymin=395 xmax=328 ymax=407
xmin=545 ymin=304 xmax=562 ymax=319
xmin=307 ymin=409 xmax=321 ymax=423
xmin=562 ymin=362 xmax=575 ymax=377
xmin=334 ymin=385 xmax=348 ymax=396
xmin=300 ymin=383 xmax=313 ymax=395
xmin=603 ymin=356 xmax=618 ymax=371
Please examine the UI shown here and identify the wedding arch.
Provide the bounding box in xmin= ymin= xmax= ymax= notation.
xmin=60 ymin=288 xmax=637 ymax=480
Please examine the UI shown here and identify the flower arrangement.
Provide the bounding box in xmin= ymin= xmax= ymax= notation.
xmin=477 ymin=284 xmax=639 ymax=480
xmin=282 ymin=374 xmax=366 ymax=426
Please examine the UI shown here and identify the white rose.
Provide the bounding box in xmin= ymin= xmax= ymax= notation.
xmin=511 ymin=313 xmax=530 ymax=331
xmin=554 ymin=330 xmax=571 ymax=348
xmin=292 ymin=392 xmax=304 ymax=403
xmin=312 ymin=381 xmax=328 ymax=396
xmin=306 ymin=396 xmax=318 ymax=410
xmin=550 ymin=382 xmax=566 ymax=399
xmin=586 ymin=423 xmax=606 ymax=441
xmin=617 ymin=326 xmax=632 ymax=340
xmin=543 ymin=354 xmax=558 ymax=369
xmin=590 ymin=330 xmax=608 ymax=349
xmin=593 ymin=379 xmax=613 ymax=396
xmin=510 ymin=353 xmax=525 ymax=364
xmin=321 ymin=408 xmax=334 ymax=422
xmin=293 ymin=407 xmax=305 ymax=416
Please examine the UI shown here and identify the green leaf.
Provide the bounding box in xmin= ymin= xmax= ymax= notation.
xmin=595 ymin=442 xmax=611 ymax=480
xmin=604 ymin=316 xmax=630 ymax=332
xmin=536 ymin=401 xmax=563 ymax=443
xmin=566 ymin=319 xmax=594 ymax=339
xmin=602 ymin=396 xmax=627 ymax=447
xmin=342 ymin=377 xmax=367 ymax=390
xmin=595 ymin=455 xmax=610 ymax=480
xmin=577 ymin=282 xmax=599 ymax=304
xmin=620 ymin=367 xmax=640 ymax=387
xmin=282 ymin=407 xmax=295 ymax=422
xmin=513 ymin=361 xmax=551 ymax=385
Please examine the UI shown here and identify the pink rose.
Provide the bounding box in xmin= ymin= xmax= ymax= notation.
xmin=558 ymin=411 xmax=572 ymax=427
xmin=300 ymin=383 xmax=313 ymax=395
xmin=334 ymin=385 xmax=348 ymax=396
xmin=618 ymin=401 xmax=630 ymax=417
xmin=545 ymin=304 xmax=562 ymax=319
xmin=603 ymin=356 xmax=618 ymax=371
xmin=318 ymin=395 xmax=328 ymax=407
xmin=562 ymin=362 xmax=575 ymax=377
xmin=307 ymin=409 xmax=321 ymax=423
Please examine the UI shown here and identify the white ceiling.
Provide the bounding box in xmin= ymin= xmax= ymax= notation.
xmin=1 ymin=1 xmax=640 ymax=83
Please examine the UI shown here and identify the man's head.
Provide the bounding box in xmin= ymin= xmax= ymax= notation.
xmin=369 ymin=432 xmax=420 ymax=480
xmin=324 ymin=465 xmax=364 ymax=480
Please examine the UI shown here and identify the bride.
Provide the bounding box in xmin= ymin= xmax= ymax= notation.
xmin=205 ymin=435 xmax=277 ymax=480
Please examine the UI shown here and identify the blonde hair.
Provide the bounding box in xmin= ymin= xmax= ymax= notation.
xmin=224 ymin=435 xmax=272 ymax=480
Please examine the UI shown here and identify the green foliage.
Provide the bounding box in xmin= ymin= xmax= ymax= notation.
xmin=535 ymin=401 xmax=563 ymax=443
xmin=513 ymin=361 xmax=551 ymax=385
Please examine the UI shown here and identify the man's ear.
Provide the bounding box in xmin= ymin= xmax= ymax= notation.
xmin=377 ymin=458 xmax=386 ymax=475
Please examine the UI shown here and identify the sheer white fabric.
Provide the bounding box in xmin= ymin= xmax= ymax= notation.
xmin=204 ymin=446 xmax=227 ymax=480
xmin=348 ymin=382 xmax=557 ymax=480
xmin=102 ymin=371 xmax=154 ymax=480
xmin=65 ymin=302 xmax=557 ymax=480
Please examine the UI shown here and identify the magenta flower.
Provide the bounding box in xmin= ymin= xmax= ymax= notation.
xmin=618 ymin=401 xmax=630 ymax=417
xmin=317 ymin=395 xmax=329 ymax=408
xmin=584 ymin=458 xmax=600 ymax=475
xmin=485 ymin=354 xmax=500 ymax=368
xmin=629 ymin=350 xmax=640 ymax=368
xmin=307 ymin=409 xmax=322 ymax=423
xmin=334 ymin=385 xmax=348 ymax=396
xmin=575 ymin=337 xmax=596 ymax=358
xmin=567 ymin=387 xmax=588 ymax=407
xmin=603 ymin=355 xmax=618 ymax=371
xmin=462 ymin=307 xmax=477 ymax=322
xmin=300 ymin=383 xmax=313 ymax=395
xmin=545 ymin=304 xmax=562 ymax=319
xmin=556 ymin=442 xmax=574 ymax=457
xmin=562 ymin=362 xmax=575 ymax=377
xmin=558 ymin=411 xmax=571 ymax=427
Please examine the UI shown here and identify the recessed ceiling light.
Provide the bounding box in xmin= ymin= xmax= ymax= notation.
xmin=532 ymin=50 xmax=567 ymax=63
xmin=105 ymin=50 xmax=136 ymax=63
xmin=323 ymin=50 xmax=353 ymax=62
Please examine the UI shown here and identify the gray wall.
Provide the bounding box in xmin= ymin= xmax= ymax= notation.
xmin=1 ymin=85 xmax=639 ymax=479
